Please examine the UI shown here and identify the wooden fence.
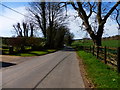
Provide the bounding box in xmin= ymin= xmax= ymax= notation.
xmin=81 ymin=45 xmax=120 ymax=73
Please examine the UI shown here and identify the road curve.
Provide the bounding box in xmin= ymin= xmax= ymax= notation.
xmin=2 ymin=47 xmax=85 ymax=88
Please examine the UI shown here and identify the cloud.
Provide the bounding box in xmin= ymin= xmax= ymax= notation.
xmin=103 ymin=17 xmax=119 ymax=37
xmin=0 ymin=6 xmax=27 ymax=37
xmin=66 ymin=9 xmax=86 ymax=39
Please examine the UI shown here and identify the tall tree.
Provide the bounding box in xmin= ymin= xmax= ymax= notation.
xmin=69 ymin=1 xmax=120 ymax=46
xmin=28 ymin=2 xmax=68 ymax=48
xmin=13 ymin=23 xmax=23 ymax=37
xmin=30 ymin=23 xmax=34 ymax=37
xmin=13 ymin=21 xmax=35 ymax=37
xmin=28 ymin=2 xmax=47 ymax=38
xmin=22 ymin=22 xmax=29 ymax=37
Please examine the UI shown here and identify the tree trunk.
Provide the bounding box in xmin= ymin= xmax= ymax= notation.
xmin=41 ymin=2 xmax=46 ymax=38
xmin=90 ymin=34 xmax=102 ymax=46
xmin=89 ymin=32 xmax=102 ymax=46
xmin=30 ymin=23 xmax=34 ymax=37
xmin=70 ymin=2 xmax=120 ymax=47
xmin=94 ymin=37 xmax=102 ymax=46
xmin=21 ymin=45 xmax=25 ymax=52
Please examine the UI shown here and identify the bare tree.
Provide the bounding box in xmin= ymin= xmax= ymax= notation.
xmin=27 ymin=2 xmax=68 ymax=48
xmin=46 ymin=2 xmax=69 ymax=48
xmin=13 ymin=23 xmax=23 ymax=37
xmin=22 ymin=22 xmax=29 ymax=37
xmin=13 ymin=21 xmax=35 ymax=37
xmin=66 ymin=1 xmax=120 ymax=46
xmin=27 ymin=2 xmax=47 ymax=38
xmin=116 ymin=8 xmax=120 ymax=30
xmin=30 ymin=23 xmax=34 ymax=37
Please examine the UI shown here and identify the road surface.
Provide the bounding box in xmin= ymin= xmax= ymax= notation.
xmin=1 ymin=47 xmax=85 ymax=89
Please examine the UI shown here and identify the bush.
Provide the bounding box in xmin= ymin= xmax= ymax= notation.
xmin=6 ymin=37 xmax=45 ymax=51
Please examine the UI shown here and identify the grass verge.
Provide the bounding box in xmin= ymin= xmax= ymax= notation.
xmin=77 ymin=50 xmax=120 ymax=88
xmin=13 ymin=49 xmax=56 ymax=56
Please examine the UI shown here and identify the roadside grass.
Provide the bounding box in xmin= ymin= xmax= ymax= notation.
xmin=77 ymin=50 xmax=120 ymax=88
xmin=1 ymin=44 xmax=57 ymax=56
xmin=2 ymin=48 xmax=9 ymax=54
xmin=47 ymin=49 xmax=56 ymax=52
xmin=13 ymin=49 xmax=56 ymax=56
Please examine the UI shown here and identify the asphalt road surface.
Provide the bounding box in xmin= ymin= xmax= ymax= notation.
xmin=1 ymin=47 xmax=85 ymax=89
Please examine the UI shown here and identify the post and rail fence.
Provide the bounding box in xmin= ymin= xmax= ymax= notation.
xmin=79 ymin=45 xmax=120 ymax=73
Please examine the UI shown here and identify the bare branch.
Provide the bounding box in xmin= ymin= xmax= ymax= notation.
xmin=71 ymin=2 xmax=78 ymax=10
xmin=77 ymin=2 xmax=88 ymax=20
xmin=103 ymin=1 xmax=120 ymax=21
xmin=97 ymin=2 xmax=102 ymax=24
xmin=116 ymin=9 xmax=120 ymax=29
xmin=88 ymin=2 xmax=93 ymax=18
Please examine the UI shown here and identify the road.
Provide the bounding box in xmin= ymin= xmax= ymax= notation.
xmin=1 ymin=47 xmax=85 ymax=89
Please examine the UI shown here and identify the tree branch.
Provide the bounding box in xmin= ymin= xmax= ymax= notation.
xmin=71 ymin=2 xmax=78 ymax=10
xmin=88 ymin=2 xmax=93 ymax=18
xmin=97 ymin=2 xmax=102 ymax=24
xmin=103 ymin=1 xmax=120 ymax=21
xmin=116 ymin=8 xmax=120 ymax=29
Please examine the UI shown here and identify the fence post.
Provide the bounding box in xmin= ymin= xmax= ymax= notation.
xmin=93 ymin=46 xmax=94 ymax=55
xmin=104 ymin=46 xmax=107 ymax=64
xmin=117 ymin=47 xmax=120 ymax=73
xmin=97 ymin=46 xmax=99 ymax=58
xmin=85 ymin=46 xmax=86 ymax=52
xmin=90 ymin=45 xmax=91 ymax=53
xmin=83 ymin=46 xmax=84 ymax=51
xmin=84 ymin=46 xmax=86 ymax=52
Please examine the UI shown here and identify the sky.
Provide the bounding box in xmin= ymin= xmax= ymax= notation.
xmin=0 ymin=1 xmax=119 ymax=39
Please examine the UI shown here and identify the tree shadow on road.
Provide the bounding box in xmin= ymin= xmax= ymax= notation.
xmin=0 ymin=62 xmax=16 ymax=68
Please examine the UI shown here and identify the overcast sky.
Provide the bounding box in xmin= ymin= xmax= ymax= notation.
xmin=0 ymin=2 xmax=119 ymax=39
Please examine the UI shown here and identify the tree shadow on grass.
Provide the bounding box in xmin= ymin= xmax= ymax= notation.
xmin=28 ymin=50 xmax=57 ymax=56
xmin=0 ymin=62 xmax=16 ymax=68
xmin=27 ymin=52 xmax=48 ymax=56
xmin=10 ymin=49 xmax=57 ymax=56
xmin=14 ymin=51 xmax=49 ymax=56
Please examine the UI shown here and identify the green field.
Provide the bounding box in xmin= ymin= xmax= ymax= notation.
xmin=72 ymin=40 xmax=119 ymax=47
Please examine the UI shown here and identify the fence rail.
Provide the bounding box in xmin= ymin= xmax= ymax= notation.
xmin=80 ymin=45 xmax=120 ymax=73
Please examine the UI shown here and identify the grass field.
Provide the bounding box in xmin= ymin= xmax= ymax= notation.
xmin=77 ymin=50 xmax=120 ymax=88
xmin=72 ymin=40 xmax=119 ymax=47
